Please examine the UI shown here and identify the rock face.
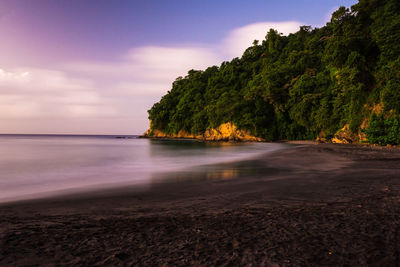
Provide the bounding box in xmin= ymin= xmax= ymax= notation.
xmin=202 ymin=122 xmax=264 ymax=142
xmin=331 ymin=125 xmax=354 ymax=144
xmin=144 ymin=122 xmax=264 ymax=142
xmin=331 ymin=123 xmax=368 ymax=144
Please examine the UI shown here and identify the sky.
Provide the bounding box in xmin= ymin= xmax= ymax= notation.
xmin=0 ymin=0 xmax=357 ymax=135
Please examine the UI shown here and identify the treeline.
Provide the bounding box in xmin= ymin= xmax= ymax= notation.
xmin=148 ymin=0 xmax=400 ymax=144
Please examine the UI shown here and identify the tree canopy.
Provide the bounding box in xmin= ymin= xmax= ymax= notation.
xmin=148 ymin=0 xmax=400 ymax=144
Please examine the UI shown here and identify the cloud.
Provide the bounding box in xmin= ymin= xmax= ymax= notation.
xmin=126 ymin=46 xmax=218 ymax=70
xmin=0 ymin=20 xmax=302 ymax=133
xmin=0 ymin=102 xmax=40 ymax=118
xmin=0 ymin=67 xmax=116 ymax=118
xmin=222 ymin=21 xmax=303 ymax=58
xmin=0 ymin=68 xmax=30 ymax=82
xmin=65 ymin=21 xmax=301 ymax=98
xmin=67 ymin=46 xmax=219 ymax=95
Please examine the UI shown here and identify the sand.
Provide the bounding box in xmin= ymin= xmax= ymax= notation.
xmin=1 ymin=143 xmax=400 ymax=266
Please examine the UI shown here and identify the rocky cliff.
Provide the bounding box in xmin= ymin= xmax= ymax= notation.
xmin=144 ymin=122 xmax=264 ymax=142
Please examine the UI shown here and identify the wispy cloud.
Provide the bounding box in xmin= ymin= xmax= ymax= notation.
xmin=65 ymin=21 xmax=302 ymax=98
xmin=0 ymin=21 xmax=302 ymax=133
xmin=221 ymin=21 xmax=303 ymax=58
xmin=67 ymin=46 xmax=220 ymax=96
xmin=0 ymin=67 xmax=115 ymax=118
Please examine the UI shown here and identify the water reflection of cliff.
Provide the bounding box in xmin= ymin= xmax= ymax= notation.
xmin=149 ymin=159 xmax=286 ymax=186
xmin=145 ymin=139 xmax=287 ymax=189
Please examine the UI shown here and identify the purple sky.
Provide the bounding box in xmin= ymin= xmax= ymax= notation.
xmin=0 ymin=0 xmax=357 ymax=134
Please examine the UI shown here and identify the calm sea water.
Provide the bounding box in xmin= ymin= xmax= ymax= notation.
xmin=0 ymin=135 xmax=285 ymax=203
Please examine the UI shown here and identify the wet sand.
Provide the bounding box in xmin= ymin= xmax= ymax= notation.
xmin=1 ymin=143 xmax=400 ymax=266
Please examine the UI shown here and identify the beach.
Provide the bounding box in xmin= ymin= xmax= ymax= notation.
xmin=1 ymin=143 xmax=400 ymax=266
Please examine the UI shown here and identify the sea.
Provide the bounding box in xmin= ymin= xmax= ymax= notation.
xmin=0 ymin=134 xmax=285 ymax=203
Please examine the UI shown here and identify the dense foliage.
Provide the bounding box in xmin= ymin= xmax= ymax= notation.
xmin=365 ymin=113 xmax=400 ymax=145
xmin=148 ymin=0 xmax=400 ymax=143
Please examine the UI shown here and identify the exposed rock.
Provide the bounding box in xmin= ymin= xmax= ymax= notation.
xmin=143 ymin=121 xmax=264 ymax=142
xmin=332 ymin=124 xmax=355 ymax=144
xmin=316 ymin=130 xmax=328 ymax=143
xmin=358 ymin=118 xmax=368 ymax=143
xmin=202 ymin=122 xmax=264 ymax=142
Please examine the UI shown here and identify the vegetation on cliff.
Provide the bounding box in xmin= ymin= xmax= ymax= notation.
xmin=148 ymin=0 xmax=400 ymax=144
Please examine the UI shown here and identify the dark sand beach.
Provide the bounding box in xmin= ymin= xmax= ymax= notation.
xmin=1 ymin=143 xmax=400 ymax=266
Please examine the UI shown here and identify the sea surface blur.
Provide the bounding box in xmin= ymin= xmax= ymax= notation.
xmin=0 ymin=135 xmax=285 ymax=203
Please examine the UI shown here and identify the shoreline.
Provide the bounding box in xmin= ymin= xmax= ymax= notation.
xmin=1 ymin=143 xmax=400 ymax=265
xmin=142 ymin=134 xmax=400 ymax=151
xmin=0 ymin=140 xmax=286 ymax=206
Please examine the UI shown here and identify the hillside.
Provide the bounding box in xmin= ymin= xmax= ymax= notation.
xmin=147 ymin=0 xmax=400 ymax=145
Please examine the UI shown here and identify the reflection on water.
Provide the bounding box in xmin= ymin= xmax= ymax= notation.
xmin=0 ymin=135 xmax=285 ymax=202
xmin=150 ymin=158 xmax=288 ymax=185
xmin=207 ymin=169 xmax=238 ymax=180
